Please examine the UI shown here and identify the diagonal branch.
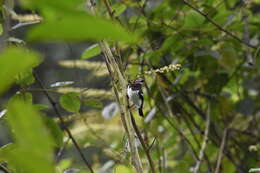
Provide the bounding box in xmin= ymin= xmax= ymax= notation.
xmin=192 ymin=106 xmax=211 ymax=173
xmin=33 ymin=72 xmax=94 ymax=173
xmin=182 ymin=0 xmax=257 ymax=49
xmin=87 ymin=0 xmax=143 ymax=172
xmin=214 ymin=128 xmax=228 ymax=173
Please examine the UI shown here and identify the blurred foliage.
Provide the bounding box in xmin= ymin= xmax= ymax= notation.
xmin=0 ymin=0 xmax=260 ymax=173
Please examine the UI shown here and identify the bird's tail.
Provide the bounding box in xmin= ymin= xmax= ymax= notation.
xmin=138 ymin=108 xmax=144 ymax=117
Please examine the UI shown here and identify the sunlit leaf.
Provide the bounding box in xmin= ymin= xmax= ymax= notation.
xmin=28 ymin=11 xmax=138 ymax=43
xmin=0 ymin=47 xmax=41 ymax=94
xmin=16 ymin=69 xmax=35 ymax=86
xmin=59 ymin=92 xmax=81 ymax=113
xmin=81 ymin=44 xmax=101 ymax=59
xmin=114 ymin=165 xmax=134 ymax=173
xmin=34 ymin=104 xmax=49 ymax=110
xmin=10 ymin=92 xmax=33 ymax=105
xmin=182 ymin=11 xmax=205 ymax=29
xmin=0 ymin=143 xmax=15 ymax=162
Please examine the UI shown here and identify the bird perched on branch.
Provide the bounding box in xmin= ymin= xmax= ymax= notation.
xmin=127 ymin=79 xmax=144 ymax=117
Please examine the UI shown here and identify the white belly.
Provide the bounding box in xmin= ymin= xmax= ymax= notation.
xmin=127 ymin=87 xmax=142 ymax=108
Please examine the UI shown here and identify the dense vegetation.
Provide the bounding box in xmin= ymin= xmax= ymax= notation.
xmin=0 ymin=0 xmax=259 ymax=173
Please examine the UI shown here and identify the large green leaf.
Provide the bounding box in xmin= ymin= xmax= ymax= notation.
xmin=27 ymin=11 xmax=138 ymax=43
xmin=59 ymin=92 xmax=81 ymax=113
xmin=0 ymin=47 xmax=41 ymax=94
xmin=6 ymin=99 xmax=55 ymax=173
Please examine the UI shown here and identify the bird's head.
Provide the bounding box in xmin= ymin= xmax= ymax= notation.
xmin=133 ymin=78 xmax=144 ymax=85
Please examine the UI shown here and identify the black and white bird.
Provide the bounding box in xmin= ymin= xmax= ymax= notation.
xmin=127 ymin=79 xmax=144 ymax=117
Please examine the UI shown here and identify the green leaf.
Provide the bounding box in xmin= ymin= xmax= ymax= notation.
xmin=0 ymin=47 xmax=41 ymax=94
xmin=6 ymin=99 xmax=55 ymax=173
xmin=34 ymin=104 xmax=49 ymax=110
xmin=43 ymin=116 xmax=63 ymax=147
xmin=112 ymin=4 xmax=127 ymax=17
xmin=217 ymin=45 xmax=237 ymax=70
xmin=16 ymin=69 xmax=35 ymax=86
xmin=206 ymin=73 xmax=229 ymax=94
xmin=83 ymin=98 xmax=103 ymax=109
xmin=59 ymin=92 xmax=81 ymax=113
xmin=114 ymin=165 xmax=134 ymax=173
xmin=81 ymin=44 xmax=101 ymax=59
xmin=0 ymin=143 xmax=15 ymax=162
xmin=182 ymin=11 xmax=205 ymax=29
xmin=27 ymin=11 xmax=138 ymax=43
xmin=10 ymin=92 xmax=33 ymax=105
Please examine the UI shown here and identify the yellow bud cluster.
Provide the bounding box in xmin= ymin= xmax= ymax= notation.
xmin=144 ymin=64 xmax=181 ymax=75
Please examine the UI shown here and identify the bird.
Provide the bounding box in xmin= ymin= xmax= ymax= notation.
xmin=127 ymin=79 xmax=144 ymax=117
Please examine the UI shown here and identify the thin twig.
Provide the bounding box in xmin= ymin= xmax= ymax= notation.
xmin=11 ymin=21 xmax=40 ymax=30
xmin=242 ymin=11 xmax=254 ymax=65
xmin=192 ymin=106 xmax=211 ymax=173
xmin=0 ymin=164 xmax=11 ymax=173
xmin=87 ymin=0 xmax=143 ymax=172
xmin=55 ymin=137 xmax=70 ymax=162
xmin=33 ymin=72 xmax=94 ymax=173
xmin=214 ymin=128 xmax=228 ymax=173
xmin=148 ymin=137 xmax=157 ymax=151
xmin=182 ymin=0 xmax=257 ymax=49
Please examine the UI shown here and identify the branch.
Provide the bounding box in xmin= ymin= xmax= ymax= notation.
xmin=214 ymin=128 xmax=228 ymax=173
xmin=0 ymin=164 xmax=11 ymax=173
xmin=182 ymin=0 xmax=257 ymax=49
xmin=242 ymin=10 xmax=254 ymax=65
xmin=87 ymin=1 xmax=143 ymax=172
xmin=33 ymin=72 xmax=94 ymax=173
xmin=192 ymin=106 xmax=210 ymax=173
